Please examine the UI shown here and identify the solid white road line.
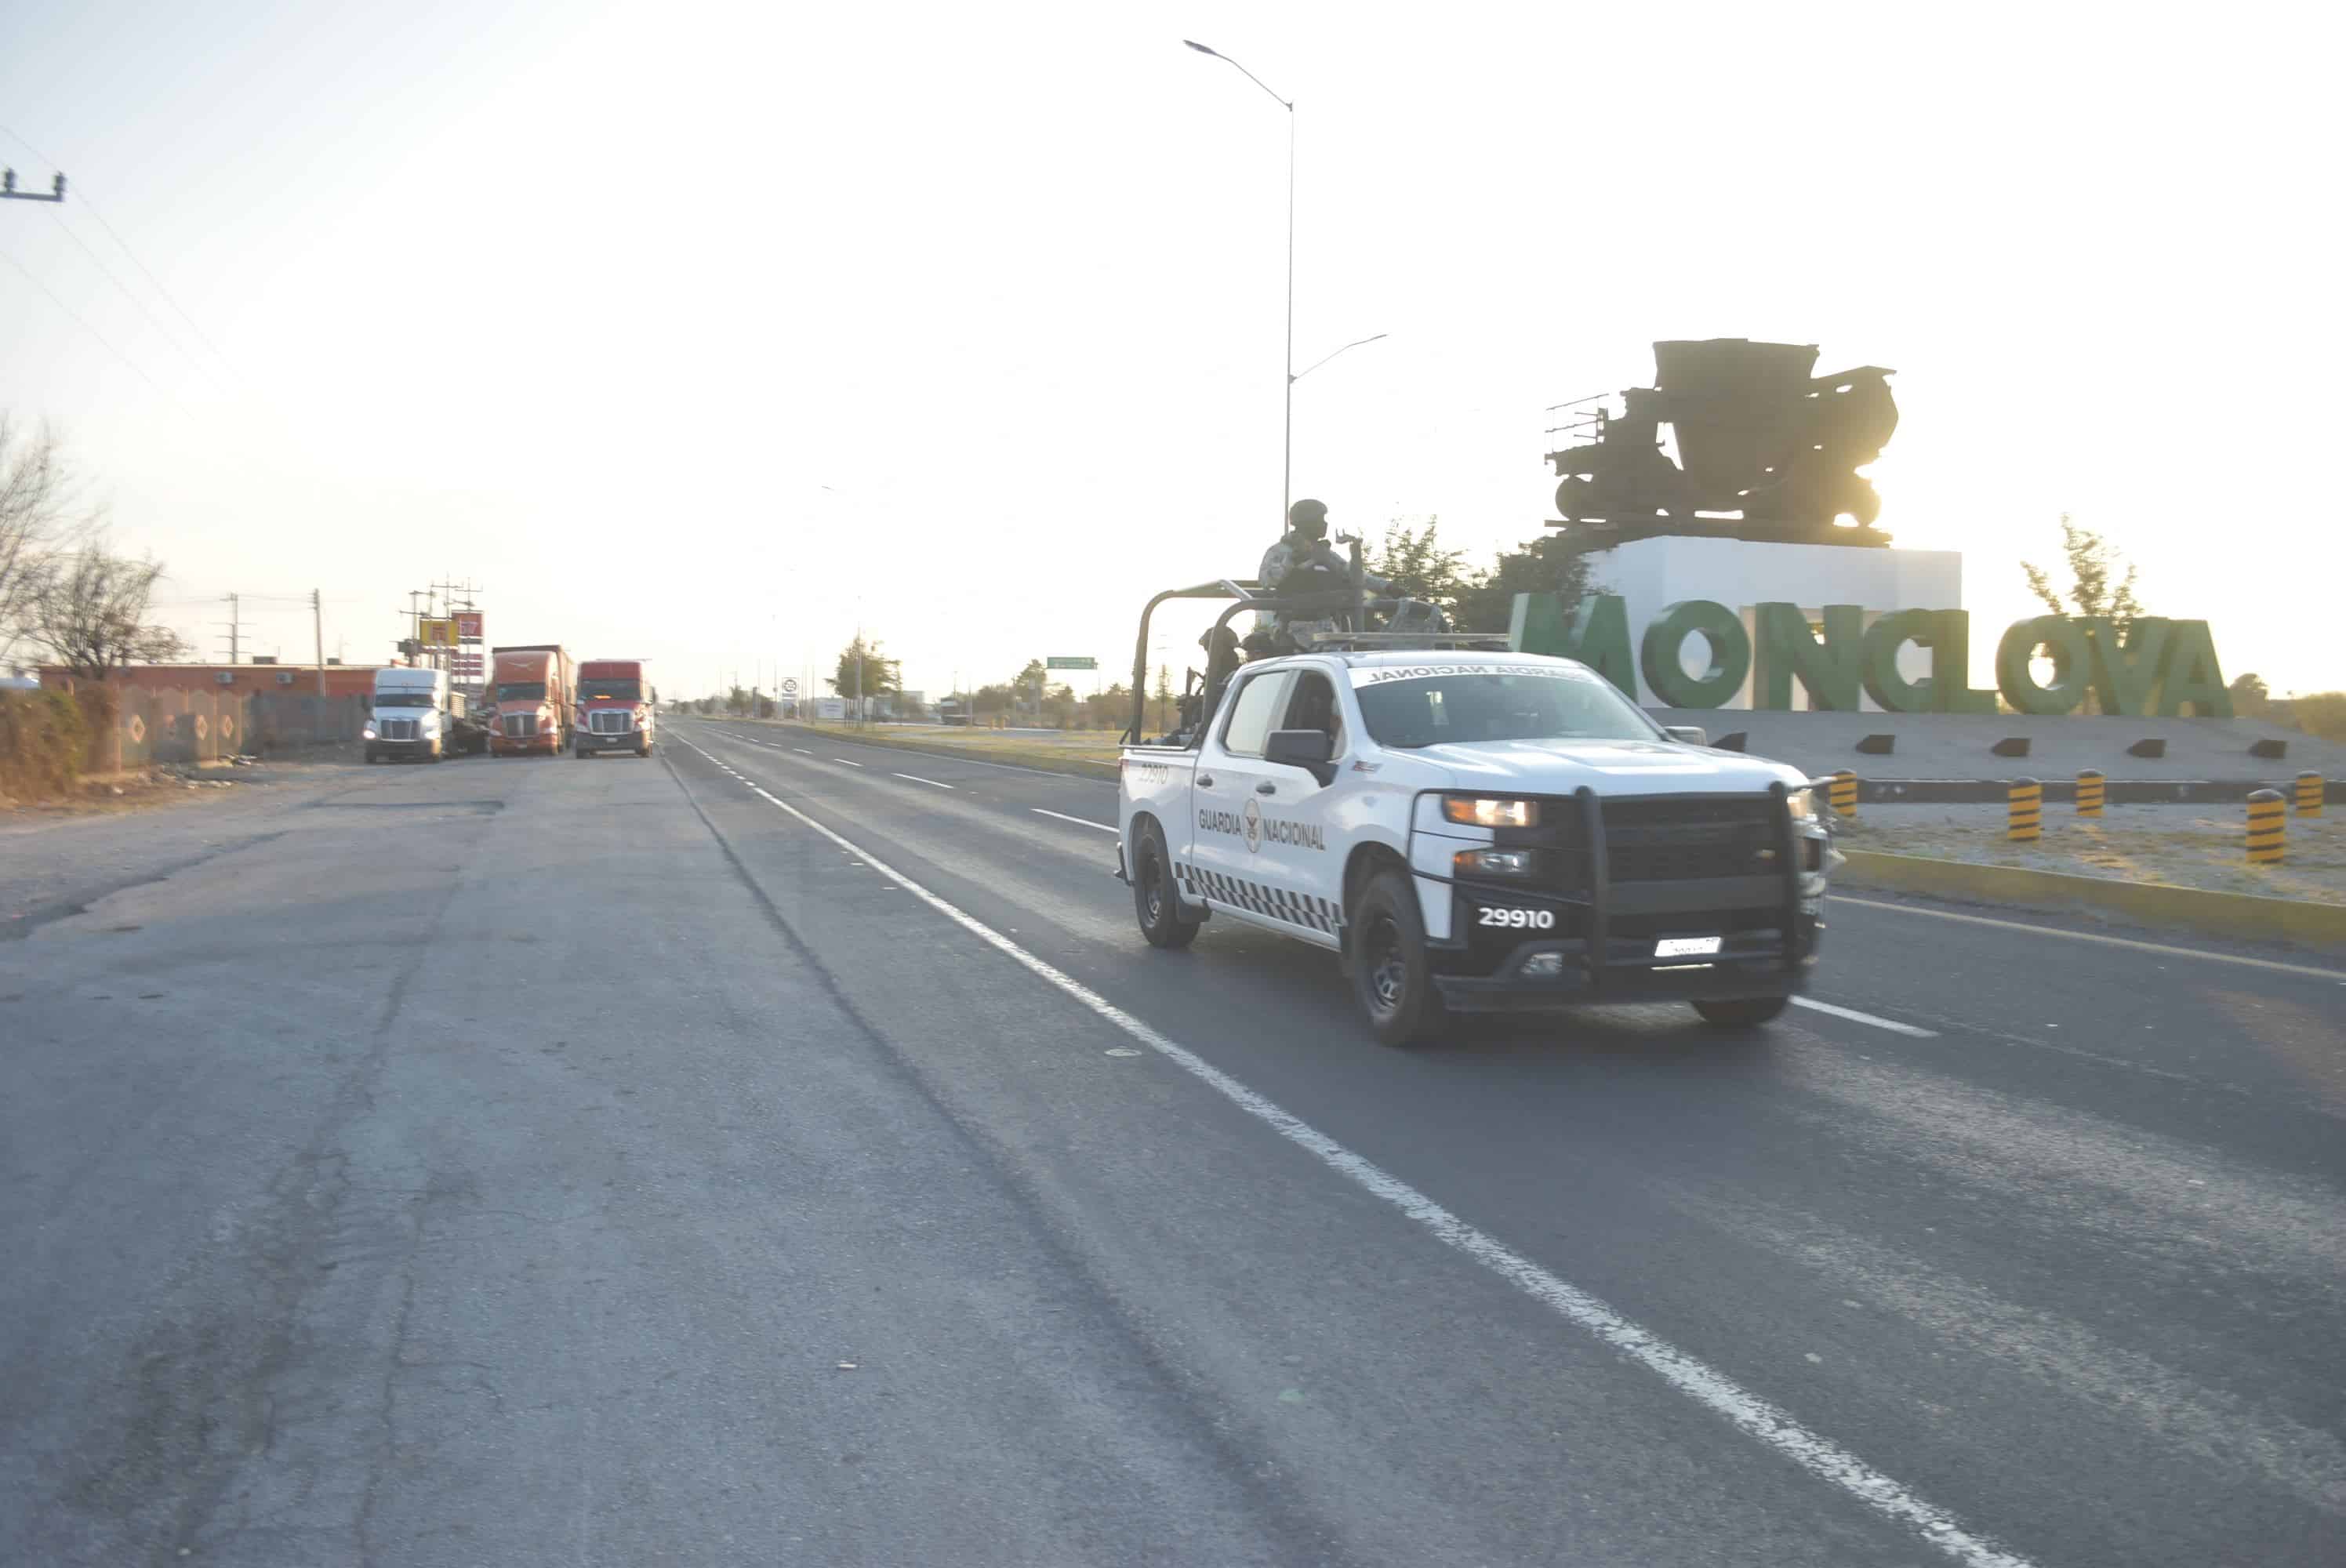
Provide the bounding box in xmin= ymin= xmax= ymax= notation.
xmin=808 ymin=735 xmax=1114 ymax=782
xmin=892 ymin=772 xmax=955 ymax=789
xmin=833 ymin=758 xmax=864 ymax=768
xmin=1834 ymin=895 xmax=2345 ymax=982
xmin=670 ymin=739 xmax=2030 ymax=1568
xmin=1033 ymin=808 xmax=1118 ymax=833
xmin=1792 ymin=996 xmax=1939 ymax=1038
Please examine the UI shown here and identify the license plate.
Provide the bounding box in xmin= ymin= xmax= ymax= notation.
xmin=1654 ymin=936 xmax=1722 ymax=958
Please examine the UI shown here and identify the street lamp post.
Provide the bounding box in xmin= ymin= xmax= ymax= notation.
xmin=1185 ymin=40 xmax=1295 ymax=528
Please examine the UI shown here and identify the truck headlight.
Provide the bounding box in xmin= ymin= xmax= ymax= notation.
xmin=1454 ymin=848 xmax=1535 ymax=878
xmin=1443 ymin=796 xmax=1538 ymax=829
xmin=1785 ymin=789 xmax=1818 ymax=822
xmin=361 ymin=722 xmax=376 ymax=740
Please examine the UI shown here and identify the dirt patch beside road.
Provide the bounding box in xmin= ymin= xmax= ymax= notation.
xmin=1837 ymin=801 xmax=2344 ymax=906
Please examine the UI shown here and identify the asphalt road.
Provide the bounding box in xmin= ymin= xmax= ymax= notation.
xmin=3 ymin=722 xmax=2341 ymax=1566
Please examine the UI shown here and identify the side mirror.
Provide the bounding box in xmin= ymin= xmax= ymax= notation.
xmin=1663 ymin=725 xmax=1707 ymax=746
xmin=1265 ymin=728 xmax=1337 ymax=785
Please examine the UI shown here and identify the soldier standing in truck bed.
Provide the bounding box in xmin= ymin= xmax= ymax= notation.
xmin=1255 ymin=498 xmax=1389 ymax=649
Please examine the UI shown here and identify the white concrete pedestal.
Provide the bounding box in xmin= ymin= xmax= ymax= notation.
xmin=1589 ymin=535 xmax=1963 ymax=710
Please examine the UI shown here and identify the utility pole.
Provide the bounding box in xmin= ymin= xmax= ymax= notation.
xmin=312 ymin=589 xmax=326 ymax=696
xmin=221 ymin=593 xmax=240 ymax=664
xmin=0 ymin=169 xmax=67 ymax=204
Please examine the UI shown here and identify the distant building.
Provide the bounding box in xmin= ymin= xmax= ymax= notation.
xmin=41 ymin=663 xmax=386 ymax=699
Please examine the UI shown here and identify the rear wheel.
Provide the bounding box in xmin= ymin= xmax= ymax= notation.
xmin=1691 ymin=996 xmax=1790 ymax=1029
xmin=1131 ymin=822 xmax=1200 ymax=949
xmin=1349 ymin=869 xmax=1447 ymax=1047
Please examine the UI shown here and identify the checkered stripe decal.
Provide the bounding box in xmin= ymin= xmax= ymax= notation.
xmin=1179 ymin=863 xmax=1340 ymax=935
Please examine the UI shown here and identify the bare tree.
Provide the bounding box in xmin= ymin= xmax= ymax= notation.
xmin=0 ymin=416 xmax=95 ymax=656
xmin=27 ymin=535 xmax=190 ymax=678
xmin=2022 ymin=514 xmax=2144 ymax=633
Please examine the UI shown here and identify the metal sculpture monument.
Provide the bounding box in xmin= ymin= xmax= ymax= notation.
xmin=1547 ymin=339 xmax=1898 ymax=547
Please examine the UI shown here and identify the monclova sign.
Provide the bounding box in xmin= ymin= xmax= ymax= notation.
xmin=1514 ymin=594 xmax=2232 ymax=717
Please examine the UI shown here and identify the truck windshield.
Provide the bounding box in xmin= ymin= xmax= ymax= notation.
xmin=496 ymin=681 xmax=547 ymax=701
xmin=579 ymin=679 xmax=641 ymax=702
xmin=1355 ymin=670 xmax=1660 ymax=748
xmin=376 ymin=692 xmax=434 ymax=707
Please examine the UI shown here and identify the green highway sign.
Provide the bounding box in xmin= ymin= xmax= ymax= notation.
xmin=1045 ymin=656 xmax=1096 ymax=670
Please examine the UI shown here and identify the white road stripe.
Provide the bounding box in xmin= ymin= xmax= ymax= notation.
xmin=670 ymin=739 xmax=2031 ymax=1568
xmin=1834 ymin=895 xmax=2344 ymax=981
xmin=794 ymin=748 xmax=813 ymax=754
xmin=892 ymin=771 xmax=955 ymax=789
xmin=1792 ymin=996 xmax=1939 ymax=1038
xmin=1033 ymin=808 xmax=1118 ymax=833
xmin=832 ymin=758 xmax=864 ymax=768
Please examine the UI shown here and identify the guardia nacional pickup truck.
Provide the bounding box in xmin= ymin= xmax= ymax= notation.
xmin=1117 ymin=648 xmax=1832 ymax=1045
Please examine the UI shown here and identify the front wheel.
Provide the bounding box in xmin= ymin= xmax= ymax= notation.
xmin=1349 ymin=869 xmax=1447 ymax=1047
xmin=1131 ymin=822 xmax=1200 ymax=949
xmin=1691 ymin=996 xmax=1790 ymax=1029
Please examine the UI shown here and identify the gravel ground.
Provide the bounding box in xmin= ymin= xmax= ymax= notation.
xmin=1834 ymin=800 xmax=2345 ymax=904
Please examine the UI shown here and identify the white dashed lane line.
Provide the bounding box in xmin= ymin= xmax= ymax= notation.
xmin=1791 ymin=996 xmax=1938 ymax=1038
xmin=833 ymin=758 xmax=865 ymax=768
xmin=1033 ymin=808 xmax=1118 ymax=833
xmin=893 ymin=772 xmax=955 ymax=789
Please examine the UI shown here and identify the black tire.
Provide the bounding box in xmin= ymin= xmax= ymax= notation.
xmin=1131 ymin=821 xmax=1200 ymax=949
xmin=1691 ymin=996 xmax=1790 ymax=1029
xmin=574 ymin=743 xmax=588 ymax=759
xmin=1349 ymin=868 xmax=1447 ymax=1047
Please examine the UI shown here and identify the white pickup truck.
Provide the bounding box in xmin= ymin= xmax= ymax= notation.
xmin=1117 ymin=648 xmax=1832 ymax=1044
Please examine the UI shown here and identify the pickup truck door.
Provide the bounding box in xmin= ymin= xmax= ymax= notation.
xmin=1185 ymin=666 xmax=1342 ymax=944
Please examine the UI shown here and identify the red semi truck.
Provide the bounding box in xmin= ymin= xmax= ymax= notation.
xmin=486 ymin=644 xmax=574 ymax=757
xmin=574 ymin=658 xmax=656 ymax=757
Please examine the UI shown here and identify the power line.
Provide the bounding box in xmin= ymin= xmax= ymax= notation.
xmin=0 ymin=124 xmax=242 ymax=385
xmin=0 ymin=242 xmax=187 ymax=412
xmin=42 ymin=209 xmax=229 ymax=394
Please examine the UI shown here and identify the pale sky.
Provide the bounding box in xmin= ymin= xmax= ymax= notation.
xmin=3 ymin=1 xmax=2340 ymax=702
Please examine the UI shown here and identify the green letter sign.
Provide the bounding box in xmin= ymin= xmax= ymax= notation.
xmin=1752 ymin=603 xmax=1863 ymax=710
xmin=1513 ymin=592 xmax=1635 ymax=695
xmin=1996 ymin=615 xmax=2094 ymax=715
xmin=1640 ymin=600 xmax=1750 ymax=708
xmin=1509 ymin=593 xmax=2226 ymax=717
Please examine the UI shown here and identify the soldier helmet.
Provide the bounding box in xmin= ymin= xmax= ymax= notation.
xmin=1287 ymin=498 xmax=1329 ymax=536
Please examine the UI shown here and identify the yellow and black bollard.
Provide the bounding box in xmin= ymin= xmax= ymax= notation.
xmin=2075 ymin=769 xmax=2105 ymax=817
xmin=2006 ymin=778 xmax=2043 ymax=842
xmin=2297 ymin=771 xmax=2324 ymax=818
xmin=1829 ymin=770 xmax=1858 ymax=821
xmin=2247 ymin=789 xmax=2286 ymax=864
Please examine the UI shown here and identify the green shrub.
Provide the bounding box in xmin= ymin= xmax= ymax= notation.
xmin=0 ymin=688 xmax=93 ymax=801
xmin=2294 ymin=691 xmax=2346 ymax=743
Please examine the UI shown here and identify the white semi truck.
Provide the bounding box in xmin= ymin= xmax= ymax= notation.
xmin=363 ymin=666 xmax=488 ymax=763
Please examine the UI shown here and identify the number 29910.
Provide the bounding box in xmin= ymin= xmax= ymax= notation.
xmin=1476 ymin=906 xmax=1556 ymax=931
